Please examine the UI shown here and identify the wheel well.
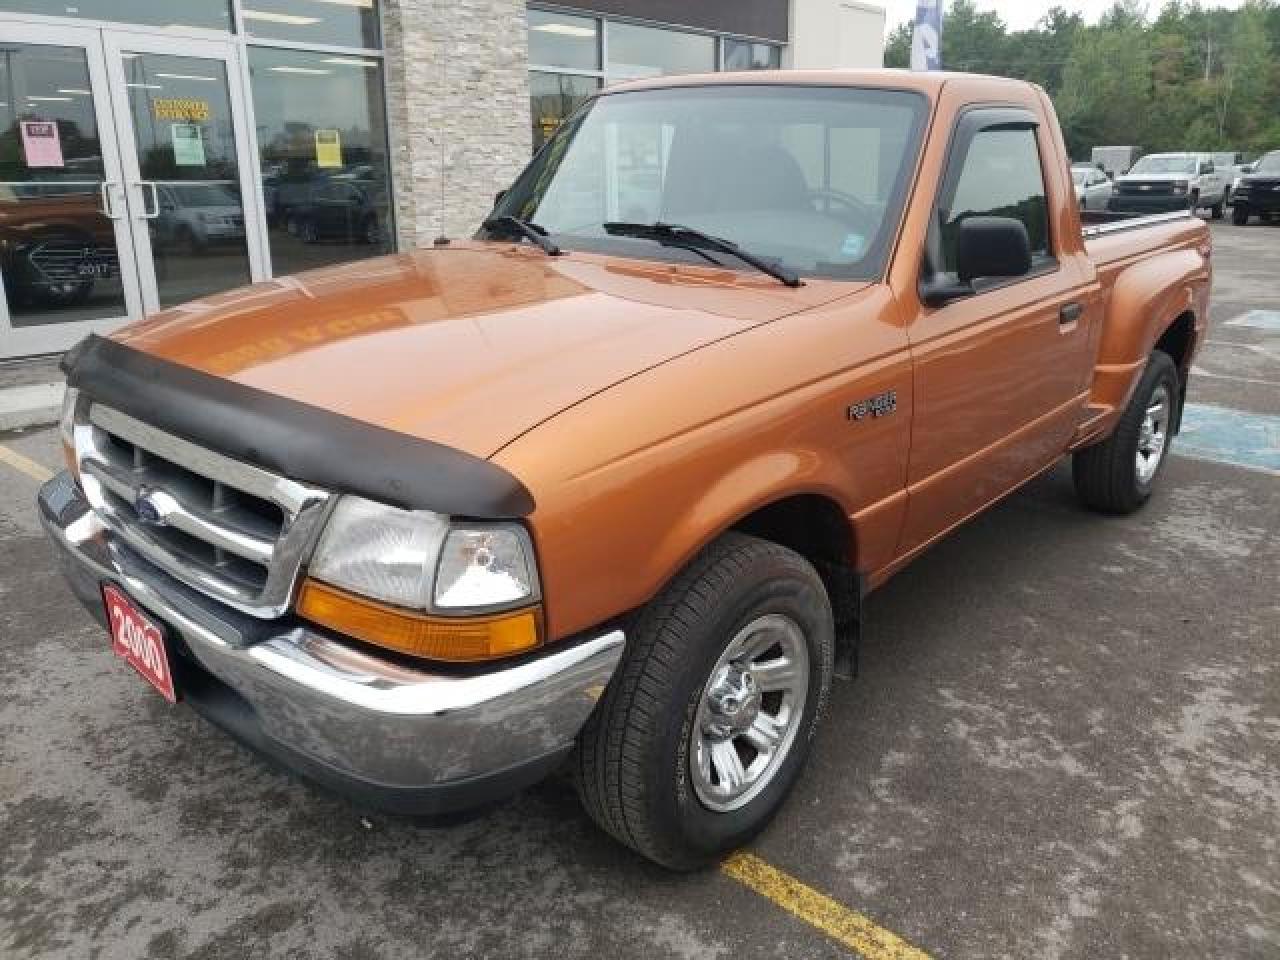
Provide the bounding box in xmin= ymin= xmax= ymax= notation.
xmin=1155 ymin=311 xmax=1196 ymax=376
xmin=1154 ymin=311 xmax=1195 ymax=433
xmin=730 ymin=494 xmax=859 ymax=624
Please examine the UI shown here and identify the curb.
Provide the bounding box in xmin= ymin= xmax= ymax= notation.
xmin=0 ymin=382 xmax=64 ymax=433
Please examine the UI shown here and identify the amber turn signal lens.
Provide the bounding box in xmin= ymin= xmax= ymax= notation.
xmin=297 ymin=579 xmax=542 ymax=662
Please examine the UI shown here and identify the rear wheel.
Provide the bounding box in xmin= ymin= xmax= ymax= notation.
xmin=1073 ymin=350 xmax=1180 ymax=514
xmin=574 ymin=532 xmax=834 ymax=870
xmin=1232 ymin=204 xmax=1251 ymax=226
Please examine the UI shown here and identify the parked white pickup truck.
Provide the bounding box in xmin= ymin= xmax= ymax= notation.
xmin=1109 ymin=153 xmax=1230 ymax=219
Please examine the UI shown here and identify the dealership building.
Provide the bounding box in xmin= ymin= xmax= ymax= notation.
xmin=0 ymin=0 xmax=886 ymax=360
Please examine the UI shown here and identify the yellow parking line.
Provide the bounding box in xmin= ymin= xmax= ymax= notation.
xmin=722 ymin=852 xmax=933 ymax=960
xmin=0 ymin=444 xmax=54 ymax=484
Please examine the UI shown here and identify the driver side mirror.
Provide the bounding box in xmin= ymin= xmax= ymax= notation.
xmin=923 ymin=217 xmax=1033 ymax=306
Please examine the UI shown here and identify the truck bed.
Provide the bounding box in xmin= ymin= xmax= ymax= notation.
xmin=1081 ymin=210 xmax=1209 ymax=272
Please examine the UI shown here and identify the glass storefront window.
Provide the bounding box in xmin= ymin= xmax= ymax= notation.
xmin=249 ymin=46 xmax=392 ymax=277
xmin=241 ymin=0 xmax=380 ymax=49
xmin=0 ymin=0 xmax=233 ymax=32
xmin=528 ymin=10 xmax=599 ymax=71
xmin=724 ymin=39 xmax=782 ymax=71
xmin=0 ymin=42 xmax=127 ymax=326
xmin=530 ymin=71 xmax=599 ymax=152
xmin=606 ymin=23 xmax=716 ymax=83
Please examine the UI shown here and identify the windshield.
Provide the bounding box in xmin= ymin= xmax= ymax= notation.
xmin=490 ymin=85 xmax=928 ymax=281
xmin=1130 ymin=156 xmax=1197 ymax=175
xmin=1256 ymin=152 xmax=1280 ymax=174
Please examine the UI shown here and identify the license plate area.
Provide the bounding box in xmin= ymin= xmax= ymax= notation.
xmin=102 ymin=584 xmax=178 ymax=703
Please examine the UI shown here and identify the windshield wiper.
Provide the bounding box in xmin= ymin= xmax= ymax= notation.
xmin=603 ymin=221 xmax=801 ymax=287
xmin=482 ymin=216 xmax=563 ymax=256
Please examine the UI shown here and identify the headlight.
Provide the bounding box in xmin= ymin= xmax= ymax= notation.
xmin=435 ymin=526 xmax=539 ymax=610
xmin=301 ymin=496 xmax=542 ymax=662
xmin=308 ymin=496 xmax=449 ymax=608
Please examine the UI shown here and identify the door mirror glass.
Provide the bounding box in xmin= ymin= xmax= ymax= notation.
xmin=956 ymin=216 xmax=1033 ymax=284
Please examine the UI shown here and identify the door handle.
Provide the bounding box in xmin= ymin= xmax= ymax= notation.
xmin=1059 ymin=302 xmax=1084 ymax=326
xmin=98 ymin=180 xmax=121 ymax=220
xmin=134 ymin=181 xmax=160 ymax=219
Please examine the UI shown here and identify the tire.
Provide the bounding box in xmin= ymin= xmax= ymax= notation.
xmin=1211 ymin=199 xmax=1225 ymax=220
xmin=574 ymin=532 xmax=835 ymax=871
xmin=1073 ymin=350 xmax=1180 ymax=514
xmin=1233 ymin=205 xmax=1251 ymax=226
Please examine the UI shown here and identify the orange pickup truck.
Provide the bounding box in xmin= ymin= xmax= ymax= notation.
xmin=41 ymin=71 xmax=1211 ymax=870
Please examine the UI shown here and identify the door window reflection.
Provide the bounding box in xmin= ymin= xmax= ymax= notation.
xmin=0 ymin=43 xmax=127 ymax=327
xmin=121 ymin=52 xmax=251 ymax=307
xmin=249 ymin=47 xmax=393 ymax=276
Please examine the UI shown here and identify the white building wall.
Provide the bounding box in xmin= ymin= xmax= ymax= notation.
xmin=787 ymin=0 xmax=887 ymax=69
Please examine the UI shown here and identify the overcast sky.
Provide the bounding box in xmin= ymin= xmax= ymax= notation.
xmin=880 ymin=0 xmax=1248 ymax=31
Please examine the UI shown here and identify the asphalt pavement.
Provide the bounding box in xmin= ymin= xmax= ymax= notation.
xmin=1 ymin=222 xmax=1276 ymax=959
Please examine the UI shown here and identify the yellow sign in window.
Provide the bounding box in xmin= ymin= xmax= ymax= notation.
xmin=153 ymin=98 xmax=211 ymax=122
xmin=315 ymin=129 xmax=343 ymax=168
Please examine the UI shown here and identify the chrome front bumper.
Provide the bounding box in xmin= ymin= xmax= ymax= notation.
xmin=39 ymin=471 xmax=624 ymax=813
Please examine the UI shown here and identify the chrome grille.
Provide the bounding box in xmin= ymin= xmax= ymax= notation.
xmin=74 ymin=401 xmax=331 ymax=618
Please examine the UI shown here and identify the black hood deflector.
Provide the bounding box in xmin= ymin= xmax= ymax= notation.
xmin=62 ymin=335 xmax=534 ymax=518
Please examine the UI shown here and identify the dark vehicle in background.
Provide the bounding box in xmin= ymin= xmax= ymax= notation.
xmin=1231 ymin=151 xmax=1280 ymax=225
xmin=0 ymin=182 xmax=117 ymax=307
xmin=1109 ymin=153 xmax=1229 ymax=219
xmin=288 ymin=178 xmax=384 ymax=245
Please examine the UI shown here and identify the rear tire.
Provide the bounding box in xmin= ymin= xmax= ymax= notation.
xmin=1073 ymin=350 xmax=1180 ymax=514
xmin=1233 ymin=205 xmax=1251 ymax=226
xmin=574 ymin=532 xmax=834 ymax=871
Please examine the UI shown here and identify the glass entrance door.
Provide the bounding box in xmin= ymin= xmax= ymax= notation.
xmin=0 ymin=23 xmax=144 ymax=358
xmin=0 ymin=23 xmax=267 ymax=359
xmin=102 ymin=32 xmax=266 ymax=312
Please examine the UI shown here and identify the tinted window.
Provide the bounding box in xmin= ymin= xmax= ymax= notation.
xmin=528 ymin=10 xmax=599 ymax=70
xmin=940 ymin=127 xmax=1048 ymax=275
xmin=606 ymin=23 xmax=716 ymax=83
xmin=241 ymin=0 xmax=380 ymax=49
xmin=724 ymin=40 xmax=782 ymax=71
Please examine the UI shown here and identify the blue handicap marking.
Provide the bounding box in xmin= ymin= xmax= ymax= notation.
xmin=1176 ymin=403 xmax=1280 ymax=475
xmin=1225 ymin=310 xmax=1280 ymax=332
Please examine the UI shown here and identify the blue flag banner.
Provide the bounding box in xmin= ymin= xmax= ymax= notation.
xmin=911 ymin=0 xmax=942 ymax=71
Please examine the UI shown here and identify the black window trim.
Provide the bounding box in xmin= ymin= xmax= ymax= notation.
xmin=920 ymin=104 xmax=1060 ymax=303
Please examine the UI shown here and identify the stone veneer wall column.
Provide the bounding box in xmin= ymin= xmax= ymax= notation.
xmin=382 ymin=0 xmax=533 ymax=249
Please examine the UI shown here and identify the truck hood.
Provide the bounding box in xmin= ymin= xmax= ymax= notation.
xmin=114 ymin=243 xmax=862 ymax=459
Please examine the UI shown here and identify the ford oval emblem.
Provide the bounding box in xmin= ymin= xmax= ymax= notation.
xmin=134 ymin=487 xmax=165 ymax=526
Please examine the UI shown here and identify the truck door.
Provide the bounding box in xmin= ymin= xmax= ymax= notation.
xmin=897 ymin=104 xmax=1096 ymax=555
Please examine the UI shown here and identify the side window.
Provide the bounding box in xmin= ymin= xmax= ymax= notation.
xmin=939 ymin=127 xmax=1050 ymax=276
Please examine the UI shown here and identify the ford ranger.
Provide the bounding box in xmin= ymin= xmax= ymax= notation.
xmin=40 ymin=71 xmax=1211 ymax=871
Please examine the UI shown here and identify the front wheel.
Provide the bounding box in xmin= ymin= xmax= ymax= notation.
xmin=1073 ymin=350 xmax=1180 ymax=514
xmin=574 ymin=533 xmax=834 ymax=870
